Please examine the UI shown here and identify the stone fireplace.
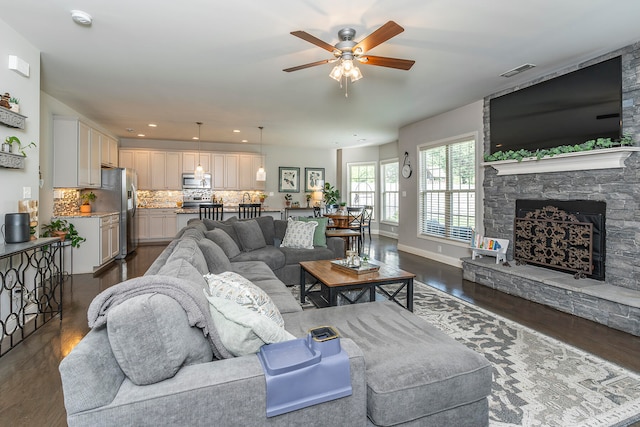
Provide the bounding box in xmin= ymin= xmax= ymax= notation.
xmin=462 ymin=42 xmax=640 ymax=336
xmin=514 ymin=199 xmax=606 ymax=281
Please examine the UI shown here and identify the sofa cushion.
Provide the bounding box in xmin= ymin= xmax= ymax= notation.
xmin=279 ymin=246 xmax=337 ymax=265
xmin=166 ymin=238 xmax=209 ymax=276
xmin=230 ymin=247 xmax=286 ymax=271
xmin=297 ymin=217 xmax=328 ymax=247
xmin=206 ymin=229 xmax=241 ymax=259
xmin=106 ymin=293 xmax=214 ymax=386
xmin=230 ymin=260 xmax=279 ymax=282
xmin=197 ymin=238 xmax=232 ymax=274
xmin=282 ymin=301 xmax=492 ymax=426
xmin=281 ymin=219 xmax=317 ymax=249
xmin=253 ymin=215 xmax=276 ymax=246
xmin=179 ymin=226 xmax=206 ymax=241
xmin=203 ymin=271 xmax=294 ymax=356
xmin=203 ymin=217 xmax=240 ymax=247
xmin=233 ymin=219 xmax=267 ymax=252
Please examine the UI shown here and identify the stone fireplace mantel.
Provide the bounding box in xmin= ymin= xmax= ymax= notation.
xmin=482 ymin=147 xmax=640 ymax=176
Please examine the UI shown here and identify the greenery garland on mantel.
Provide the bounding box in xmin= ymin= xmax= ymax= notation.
xmin=484 ymin=136 xmax=634 ymax=162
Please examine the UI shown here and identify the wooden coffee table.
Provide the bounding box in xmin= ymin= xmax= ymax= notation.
xmin=299 ymin=259 xmax=415 ymax=311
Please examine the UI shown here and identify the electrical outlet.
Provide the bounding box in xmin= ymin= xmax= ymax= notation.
xmin=269 ymin=192 xmax=274 ymax=197
xmin=23 ymin=186 xmax=32 ymax=199
xmin=437 ymin=245 xmax=443 ymax=253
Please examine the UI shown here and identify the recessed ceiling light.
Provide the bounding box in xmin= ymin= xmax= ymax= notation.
xmin=233 ymin=129 xmax=240 ymax=133
xmin=137 ymin=134 xmax=145 ymax=137
xmin=71 ymin=10 xmax=93 ymax=26
xmin=192 ymin=136 xmax=199 ymax=140
xmin=148 ymin=123 xmax=157 ymax=127
xmin=241 ymin=139 xmax=248 ymax=143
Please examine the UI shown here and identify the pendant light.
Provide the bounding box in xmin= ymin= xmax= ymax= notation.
xmin=194 ymin=122 xmax=205 ymax=181
xmin=256 ymin=126 xmax=266 ymax=181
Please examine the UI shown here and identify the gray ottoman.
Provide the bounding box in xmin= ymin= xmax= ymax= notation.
xmin=283 ymin=301 xmax=492 ymax=426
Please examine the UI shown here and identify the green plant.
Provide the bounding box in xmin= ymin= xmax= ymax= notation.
xmin=9 ymin=97 xmax=19 ymax=104
xmin=484 ymin=136 xmax=634 ymax=162
xmin=81 ymin=191 xmax=97 ymax=205
xmin=284 ymin=193 xmax=292 ymax=201
xmin=4 ymin=136 xmax=36 ymax=157
xmin=305 ymin=193 xmax=312 ymax=201
xmin=41 ymin=219 xmax=86 ymax=248
xmin=323 ymin=182 xmax=340 ymax=206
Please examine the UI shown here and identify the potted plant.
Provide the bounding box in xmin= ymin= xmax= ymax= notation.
xmin=323 ymin=182 xmax=340 ymax=207
xmin=2 ymin=136 xmax=36 ymax=156
xmin=305 ymin=192 xmax=312 ymax=207
xmin=9 ymin=97 xmax=19 ymax=113
xmin=259 ymin=193 xmax=267 ymax=203
xmin=339 ymin=201 xmax=347 ymax=213
xmin=284 ymin=193 xmax=292 ymax=207
xmin=41 ymin=219 xmax=86 ymax=248
xmin=80 ymin=191 xmax=97 ymax=213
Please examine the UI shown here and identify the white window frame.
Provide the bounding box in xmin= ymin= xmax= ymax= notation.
xmin=347 ymin=161 xmax=376 ymax=210
xmin=380 ymin=158 xmax=399 ymax=225
xmin=417 ymin=134 xmax=477 ymax=244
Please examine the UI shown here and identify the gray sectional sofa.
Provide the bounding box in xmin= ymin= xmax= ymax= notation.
xmin=59 ymin=216 xmax=492 ymax=426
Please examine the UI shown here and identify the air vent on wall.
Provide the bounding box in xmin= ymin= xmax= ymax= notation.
xmin=500 ymin=63 xmax=536 ymax=78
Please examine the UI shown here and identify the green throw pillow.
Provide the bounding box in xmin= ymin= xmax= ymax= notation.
xmin=298 ymin=217 xmax=328 ymax=247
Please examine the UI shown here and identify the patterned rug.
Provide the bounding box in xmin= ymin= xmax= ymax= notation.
xmin=292 ymin=281 xmax=640 ymax=426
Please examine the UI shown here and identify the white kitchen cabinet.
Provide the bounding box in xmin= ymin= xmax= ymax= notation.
xmin=239 ymin=154 xmax=266 ymax=190
xmin=150 ymin=151 xmax=181 ymax=189
xmin=63 ymin=214 xmax=119 ymax=274
xmin=225 ymin=154 xmax=239 ymax=189
xmin=100 ymin=214 xmax=120 ymax=264
xmin=139 ymin=209 xmax=176 ymax=241
xmin=136 ymin=208 xmax=150 ymax=240
xmin=212 ymin=153 xmax=225 ymax=189
xmin=120 ymin=149 xmax=151 ymax=188
xmin=53 ymin=117 xmax=101 ymax=188
xmin=101 ymin=134 xmax=119 ymax=167
xmin=183 ymin=152 xmax=211 ymax=175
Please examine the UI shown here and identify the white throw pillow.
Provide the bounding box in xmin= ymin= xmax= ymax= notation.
xmin=203 ymin=272 xmax=294 ymax=355
xmin=280 ymin=218 xmax=318 ymax=249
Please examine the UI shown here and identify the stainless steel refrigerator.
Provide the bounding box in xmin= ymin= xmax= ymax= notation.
xmin=93 ymin=168 xmax=138 ymax=259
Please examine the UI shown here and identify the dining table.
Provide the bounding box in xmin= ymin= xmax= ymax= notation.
xmin=324 ymin=212 xmax=352 ymax=228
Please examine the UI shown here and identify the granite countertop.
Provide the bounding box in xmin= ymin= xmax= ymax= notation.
xmin=174 ymin=208 xmax=281 ymax=214
xmin=55 ymin=211 xmax=119 ymax=219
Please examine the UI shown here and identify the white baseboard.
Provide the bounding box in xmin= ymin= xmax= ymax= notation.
xmin=397 ymin=243 xmax=463 ymax=268
xmin=378 ymin=230 xmax=398 ymax=239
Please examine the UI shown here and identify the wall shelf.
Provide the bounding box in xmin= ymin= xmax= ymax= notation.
xmin=483 ymin=147 xmax=640 ymax=175
xmin=0 ymin=151 xmax=25 ymax=169
xmin=0 ymin=106 xmax=27 ymax=129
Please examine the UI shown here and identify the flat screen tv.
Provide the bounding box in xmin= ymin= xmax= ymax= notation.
xmin=489 ymin=56 xmax=622 ymax=154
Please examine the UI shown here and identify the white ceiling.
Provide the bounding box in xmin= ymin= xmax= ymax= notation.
xmin=3 ymin=0 xmax=640 ymax=148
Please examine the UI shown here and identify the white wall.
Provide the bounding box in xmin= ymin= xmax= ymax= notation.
xmin=121 ymin=138 xmax=338 ymax=207
xmin=0 ymin=21 xmax=40 ymax=237
xmin=397 ymin=100 xmax=484 ymax=267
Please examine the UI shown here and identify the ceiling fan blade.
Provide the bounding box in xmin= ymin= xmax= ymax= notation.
xmin=353 ymin=21 xmax=404 ymax=53
xmin=359 ymin=55 xmax=415 ymax=70
xmin=290 ymin=31 xmax=337 ymax=53
xmin=283 ymin=59 xmax=332 ymax=72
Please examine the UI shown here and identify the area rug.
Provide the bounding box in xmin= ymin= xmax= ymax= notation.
xmin=292 ymin=282 xmax=640 ymax=426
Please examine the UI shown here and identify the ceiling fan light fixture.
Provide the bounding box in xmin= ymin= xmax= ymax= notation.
xmin=349 ymin=66 xmax=363 ymax=82
xmin=329 ymin=64 xmax=343 ymax=81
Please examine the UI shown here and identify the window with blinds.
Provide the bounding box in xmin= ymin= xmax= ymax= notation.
xmin=418 ymin=138 xmax=475 ymax=242
xmin=381 ymin=160 xmax=399 ymax=223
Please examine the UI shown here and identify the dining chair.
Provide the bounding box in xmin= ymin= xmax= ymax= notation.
xmin=238 ymin=203 xmax=261 ymax=219
xmin=199 ymin=203 xmax=223 ymax=220
xmin=346 ymin=206 xmax=364 ymax=249
xmin=361 ymin=205 xmax=373 ymax=241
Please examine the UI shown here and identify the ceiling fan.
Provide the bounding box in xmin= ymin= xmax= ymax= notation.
xmin=283 ymin=21 xmax=415 ymax=92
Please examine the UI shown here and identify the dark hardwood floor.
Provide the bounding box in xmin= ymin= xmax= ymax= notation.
xmin=0 ymin=236 xmax=638 ymax=426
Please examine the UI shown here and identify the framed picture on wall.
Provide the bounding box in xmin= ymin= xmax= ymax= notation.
xmin=304 ymin=167 xmax=325 ymax=192
xmin=278 ymin=167 xmax=300 ymax=193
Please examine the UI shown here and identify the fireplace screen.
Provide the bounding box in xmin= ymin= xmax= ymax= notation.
xmin=514 ymin=205 xmax=593 ymax=278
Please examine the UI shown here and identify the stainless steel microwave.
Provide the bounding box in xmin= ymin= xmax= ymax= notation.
xmin=182 ymin=173 xmax=212 ymax=189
